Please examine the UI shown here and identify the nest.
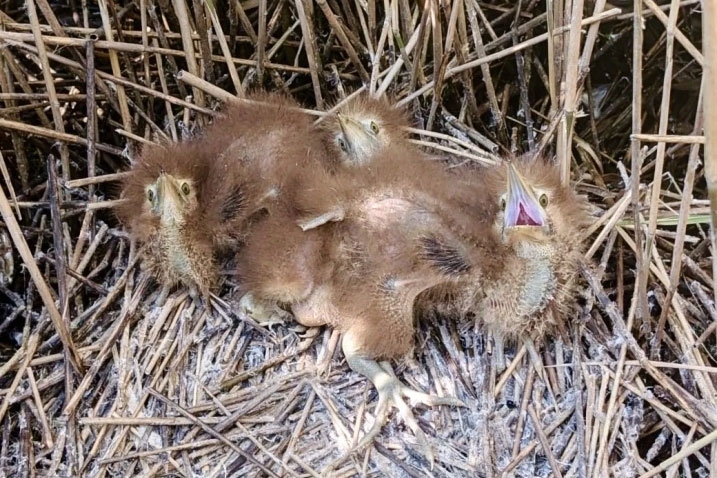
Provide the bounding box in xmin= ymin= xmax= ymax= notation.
xmin=0 ymin=0 xmax=712 ymax=476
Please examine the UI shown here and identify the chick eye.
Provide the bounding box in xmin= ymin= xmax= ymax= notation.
xmin=369 ymin=121 xmax=379 ymax=134
xmin=147 ymin=188 xmax=155 ymax=202
xmin=499 ymin=197 xmax=506 ymax=210
xmin=181 ymin=182 xmax=191 ymax=196
xmin=539 ymin=194 xmax=549 ymax=207
xmin=337 ymin=137 xmax=348 ymax=152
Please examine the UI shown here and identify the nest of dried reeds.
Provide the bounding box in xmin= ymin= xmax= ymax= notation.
xmin=0 ymin=0 xmax=712 ymax=476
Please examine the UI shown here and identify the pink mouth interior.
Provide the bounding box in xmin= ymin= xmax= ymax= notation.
xmin=516 ymin=203 xmax=542 ymax=226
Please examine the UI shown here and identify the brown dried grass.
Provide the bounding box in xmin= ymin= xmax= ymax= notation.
xmin=0 ymin=0 xmax=712 ymax=476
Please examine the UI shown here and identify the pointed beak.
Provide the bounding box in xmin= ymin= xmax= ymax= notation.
xmin=155 ymin=173 xmax=184 ymax=216
xmin=504 ymin=163 xmax=546 ymax=228
xmin=337 ymin=113 xmax=365 ymax=141
xmin=336 ymin=113 xmax=348 ymax=136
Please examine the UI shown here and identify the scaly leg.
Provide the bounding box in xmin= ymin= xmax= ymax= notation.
xmin=342 ymin=333 xmax=465 ymax=463
xmin=493 ymin=333 xmax=506 ymax=372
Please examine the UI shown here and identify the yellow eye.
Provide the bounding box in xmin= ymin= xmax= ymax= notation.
xmin=369 ymin=121 xmax=379 ymax=134
xmin=539 ymin=194 xmax=549 ymax=207
xmin=181 ymin=182 xmax=191 ymax=196
xmin=147 ymin=188 xmax=155 ymax=202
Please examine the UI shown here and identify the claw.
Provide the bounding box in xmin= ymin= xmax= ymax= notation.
xmin=238 ymin=292 xmax=291 ymax=326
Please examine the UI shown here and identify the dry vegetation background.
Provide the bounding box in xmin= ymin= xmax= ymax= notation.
xmin=0 ymin=0 xmax=711 ymax=476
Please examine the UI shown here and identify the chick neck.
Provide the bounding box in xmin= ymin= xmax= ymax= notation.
xmin=158 ymin=196 xmax=187 ymax=228
xmin=156 ymin=186 xmax=195 ymax=280
xmin=511 ymin=237 xmax=557 ymax=318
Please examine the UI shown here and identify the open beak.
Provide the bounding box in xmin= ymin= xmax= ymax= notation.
xmin=504 ymin=163 xmax=546 ymax=228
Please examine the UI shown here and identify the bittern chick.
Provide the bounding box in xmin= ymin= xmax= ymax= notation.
xmin=470 ymin=159 xmax=592 ymax=339
xmin=304 ymin=94 xmax=485 ymax=235
xmin=117 ymin=139 xmax=222 ymax=300
xmin=212 ymin=91 xmax=339 ymax=244
xmin=237 ymin=149 xmax=478 ymax=461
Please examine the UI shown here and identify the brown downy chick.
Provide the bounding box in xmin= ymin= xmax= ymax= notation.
xmin=118 ymin=91 xmax=330 ymax=300
xmin=466 ymin=159 xmax=592 ymax=339
xmin=117 ymin=140 xmax=223 ymax=299
xmin=323 ymin=94 xmax=412 ymax=167
xmin=238 ymin=207 xmax=468 ymax=463
xmin=302 ymin=95 xmax=485 ymax=231
xmin=237 ymin=150 xmax=479 ymax=461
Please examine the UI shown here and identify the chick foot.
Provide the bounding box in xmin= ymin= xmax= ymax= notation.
xmin=238 ymin=292 xmax=292 ymax=326
xmin=345 ymin=351 xmax=465 ymax=464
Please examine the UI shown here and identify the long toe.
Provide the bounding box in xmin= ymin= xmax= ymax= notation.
xmin=401 ymin=387 xmax=466 ymax=408
xmin=379 ymin=360 xmax=466 ymax=407
xmin=239 ymin=292 xmax=290 ymax=326
xmin=389 ymin=387 xmax=433 ymax=464
xmin=354 ymin=392 xmax=392 ymax=452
